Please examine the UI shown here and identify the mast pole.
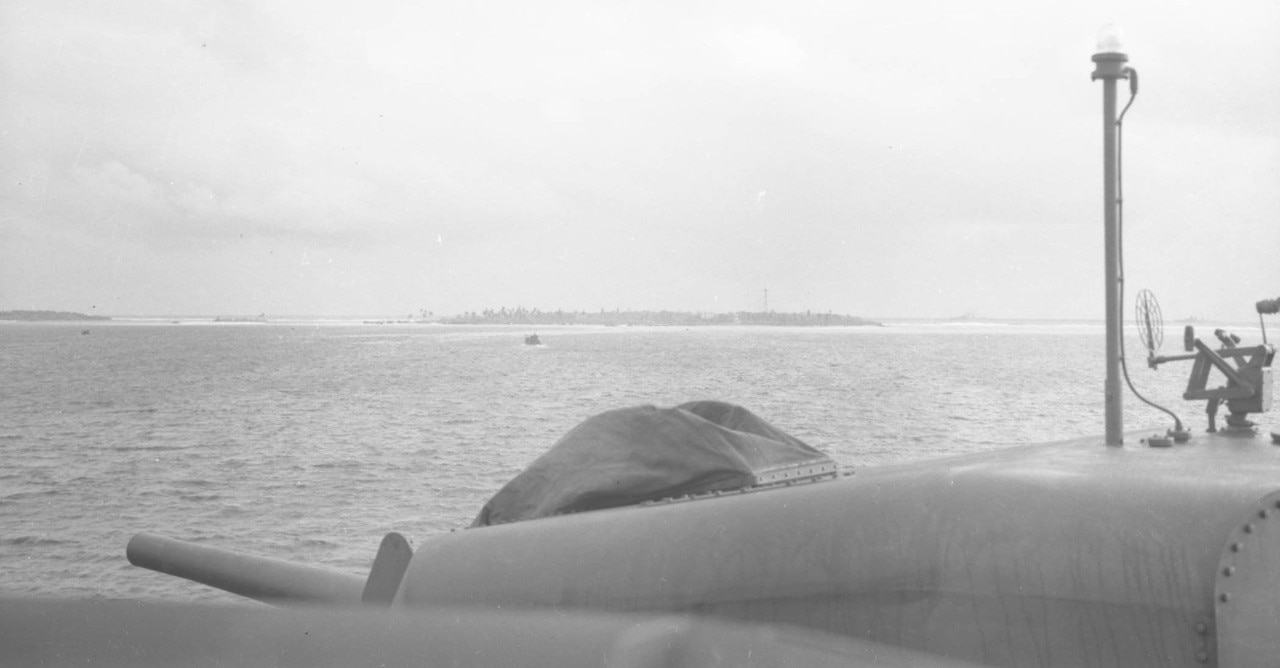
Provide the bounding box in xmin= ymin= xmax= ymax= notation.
xmin=1092 ymin=27 xmax=1130 ymax=446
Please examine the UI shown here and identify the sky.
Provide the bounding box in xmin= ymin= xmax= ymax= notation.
xmin=1 ymin=1 xmax=1276 ymax=320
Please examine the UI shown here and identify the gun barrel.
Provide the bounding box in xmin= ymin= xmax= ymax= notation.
xmin=126 ymin=533 xmax=365 ymax=606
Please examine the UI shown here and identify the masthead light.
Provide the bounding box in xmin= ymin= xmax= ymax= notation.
xmin=1095 ymin=24 xmax=1126 ymax=55
xmin=1091 ymin=24 xmax=1129 ymax=81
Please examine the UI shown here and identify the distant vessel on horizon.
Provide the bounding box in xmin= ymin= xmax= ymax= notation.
xmin=945 ymin=311 xmax=1001 ymax=323
xmin=213 ymin=314 xmax=268 ymax=323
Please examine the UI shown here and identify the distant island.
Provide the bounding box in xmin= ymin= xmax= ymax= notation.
xmin=0 ymin=310 xmax=111 ymax=322
xmin=440 ymin=308 xmax=881 ymax=327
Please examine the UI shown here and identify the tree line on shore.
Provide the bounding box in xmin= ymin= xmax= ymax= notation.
xmin=0 ymin=310 xmax=111 ymax=321
xmin=440 ymin=307 xmax=881 ymax=327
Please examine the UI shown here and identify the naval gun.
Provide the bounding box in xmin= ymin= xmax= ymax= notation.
xmin=59 ymin=397 xmax=1280 ymax=668
xmin=87 ymin=382 xmax=1280 ymax=668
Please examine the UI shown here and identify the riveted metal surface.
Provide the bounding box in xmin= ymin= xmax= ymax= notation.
xmin=1193 ymin=617 xmax=1214 ymax=665
xmin=1215 ymin=490 xmax=1280 ymax=667
xmin=397 ymin=429 xmax=1280 ymax=667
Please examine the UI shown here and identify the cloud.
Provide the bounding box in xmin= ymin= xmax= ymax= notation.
xmin=716 ymin=25 xmax=808 ymax=76
xmin=1 ymin=0 xmax=1276 ymax=317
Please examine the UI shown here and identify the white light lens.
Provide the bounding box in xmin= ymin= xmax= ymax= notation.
xmin=1096 ymin=24 xmax=1125 ymax=54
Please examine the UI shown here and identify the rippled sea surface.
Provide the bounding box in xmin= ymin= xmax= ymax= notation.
xmin=1 ymin=320 xmax=1197 ymax=603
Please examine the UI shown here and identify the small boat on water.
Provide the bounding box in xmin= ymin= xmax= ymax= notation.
xmin=4 ymin=34 xmax=1279 ymax=668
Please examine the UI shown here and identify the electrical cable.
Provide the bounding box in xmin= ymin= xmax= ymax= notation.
xmin=1113 ymin=68 xmax=1185 ymax=432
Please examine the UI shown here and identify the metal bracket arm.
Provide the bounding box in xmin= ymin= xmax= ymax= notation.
xmin=1184 ymin=339 xmax=1256 ymax=401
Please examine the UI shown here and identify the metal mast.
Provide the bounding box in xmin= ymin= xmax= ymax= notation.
xmin=1091 ymin=26 xmax=1131 ymax=445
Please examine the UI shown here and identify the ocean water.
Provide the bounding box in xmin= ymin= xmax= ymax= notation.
xmin=0 ymin=320 xmax=1209 ymax=604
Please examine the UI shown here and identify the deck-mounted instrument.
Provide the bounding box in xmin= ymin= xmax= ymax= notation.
xmin=1143 ymin=294 xmax=1277 ymax=432
xmin=1131 ymin=289 xmax=1191 ymax=445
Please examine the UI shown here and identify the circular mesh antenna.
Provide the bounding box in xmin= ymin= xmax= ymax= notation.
xmin=1135 ymin=288 xmax=1163 ymax=353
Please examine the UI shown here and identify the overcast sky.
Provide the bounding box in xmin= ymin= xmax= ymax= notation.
xmin=2 ymin=1 xmax=1276 ymax=319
